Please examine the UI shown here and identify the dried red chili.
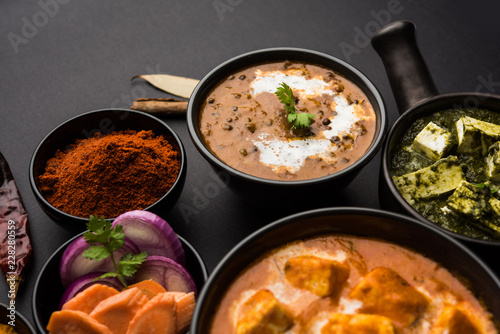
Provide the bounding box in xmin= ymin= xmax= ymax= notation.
xmin=0 ymin=151 xmax=33 ymax=301
xmin=38 ymin=130 xmax=181 ymax=218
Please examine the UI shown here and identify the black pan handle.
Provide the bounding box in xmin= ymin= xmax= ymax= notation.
xmin=371 ymin=20 xmax=439 ymax=114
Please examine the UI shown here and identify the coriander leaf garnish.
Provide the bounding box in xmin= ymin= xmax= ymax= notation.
xmin=83 ymin=245 xmax=109 ymax=261
xmin=296 ymin=113 xmax=316 ymax=128
xmin=83 ymin=215 xmax=147 ymax=288
xmin=275 ymin=82 xmax=315 ymax=129
xmin=98 ymin=272 xmax=119 ymax=279
xmin=119 ymin=252 xmax=148 ymax=277
xmin=475 ymin=183 xmax=498 ymax=194
xmin=275 ymin=82 xmax=297 ymax=114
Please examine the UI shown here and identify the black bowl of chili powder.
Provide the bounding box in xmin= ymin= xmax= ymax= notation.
xmin=29 ymin=109 xmax=186 ymax=229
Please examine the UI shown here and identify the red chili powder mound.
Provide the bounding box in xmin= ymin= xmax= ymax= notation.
xmin=38 ymin=130 xmax=181 ymax=218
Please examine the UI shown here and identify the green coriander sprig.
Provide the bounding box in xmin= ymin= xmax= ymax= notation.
xmin=475 ymin=183 xmax=499 ymax=194
xmin=82 ymin=215 xmax=147 ymax=288
xmin=275 ymin=82 xmax=315 ymax=129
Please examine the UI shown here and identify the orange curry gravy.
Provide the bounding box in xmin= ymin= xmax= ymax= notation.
xmin=210 ymin=235 xmax=497 ymax=333
xmin=199 ymin=62 xmax=377 ymax=181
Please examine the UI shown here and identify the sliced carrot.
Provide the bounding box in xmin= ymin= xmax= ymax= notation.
xmin=126 ymin=279 xmax=167 ymax=299
xmin=89 ymin=287 xmax=148 ymax=334
xmin=126 ymin=293 xmax=177 ymax=334
xmin=168 ymin=292 xmax=196 ymax=333
xmin=62 ymin=284 xmax=120 ymax=314
xmin=47 ymin=310 xmax=112 ymax=334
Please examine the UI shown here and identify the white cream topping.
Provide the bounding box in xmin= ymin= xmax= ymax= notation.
xmin=266 ymin=281 xmax=318 ymax=311
xmin=249 ymin=69 xmax=366 ymax=174
xmin=251 ymin=69 xmax=334 ymax=98
xmin=338 ymin=297 xmax=363 ymax=314
xmin=272 ymin=245 xmax=348 ymax=266
xmin=305 ymin=312 xmax=331 ymax=333
xmin=323 ymin=95 xmax=360 ymax=139
xmin=252 ymin=133 xmax=334 ymax=173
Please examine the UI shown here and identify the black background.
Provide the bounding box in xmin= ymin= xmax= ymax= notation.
xmin=1 ymin=0 xmax=500 ymax=328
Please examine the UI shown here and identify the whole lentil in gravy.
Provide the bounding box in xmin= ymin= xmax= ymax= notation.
xmin=199 ymin=61 xmax=377 ymax=180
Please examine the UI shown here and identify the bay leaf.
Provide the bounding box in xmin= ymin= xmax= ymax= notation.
xmin=131 ymin=74 xmax=200 ymax=99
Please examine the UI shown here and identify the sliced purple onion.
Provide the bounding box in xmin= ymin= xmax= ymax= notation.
xmin=59 ymin=236 xmax=139 ymax=288
xmin=112 ymin=210 xmax=185 ymax=265
xmin=58 ymin=272 xmax=122 ymax=310
xmin=133 ymin=255 xmax=197 ymax=296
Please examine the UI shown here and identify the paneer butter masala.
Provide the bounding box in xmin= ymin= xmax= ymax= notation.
xmin=199 ymin=62 xmax=376 ymax=180
xmin=210 ymin=236 xmax=497 ymax=333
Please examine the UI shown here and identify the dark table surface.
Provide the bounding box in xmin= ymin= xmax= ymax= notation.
xmin=2 ymin=0 xmax=500 ymax=330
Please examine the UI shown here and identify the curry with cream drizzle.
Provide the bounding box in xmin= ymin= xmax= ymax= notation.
xmin=210 ymin=235 xmax=497 ymax=333
xmin=199 ymin=61 xmax=376 ymax=181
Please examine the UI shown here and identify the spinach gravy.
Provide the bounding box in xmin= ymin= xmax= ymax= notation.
xmin=391 ymin=108 xmax=500 ymax=241
xmin=199 ymin=62 xmax=377 ymax=181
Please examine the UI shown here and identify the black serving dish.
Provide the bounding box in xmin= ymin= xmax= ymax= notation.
xmin=372 ymin=21 xmax=500 ymax=270
xmin=190 ymin=207 xmax=500 ymax=333
xmin=187 ymin=47 xmax=387 ymax=207
xmin=32 ymin=232 xmax=207 ymax=334
xmin=29 ymin=109 xmax=187 ymax=231
xmin=0 ymin=302 xmax=36 ymax=334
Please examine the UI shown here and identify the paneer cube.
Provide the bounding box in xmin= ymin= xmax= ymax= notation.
xmin=431 ymin=305 xmax=483 ymax=334
xmin=411 ymin=122 xmax=454 ymax=161
xmin=456 ymin=116 xmax=500 ymax=155
xmin=486 ymin=197 xmax=500 ymax=234
xmin=456 ymin=116 xmax=483 ymax=154
xmin=348 ymin=267 xmax=429 ymax=327
xmin=444 ymin=181 xmax=500 ymax=235
xmin=486 ymin=141 xmax=500 ymax=181
xmin=446 ymin=180 xmax=489 ymax=221
xmin=236 ymin=289 xmax=293 ymax=334
xmin=284 ymin=255 xmax=349 ymax=297
xmin=489 ymin=196 xmax=500 ymax=217
xmin=392 ymin=156 xmax=465 ymax=204
xmin=320 ymin=313 xmax=395 ymax=334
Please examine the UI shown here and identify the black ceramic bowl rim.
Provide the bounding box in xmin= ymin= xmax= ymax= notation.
xmin=0 ymin=302 xmax=36 ymax=334
xmin=29 ymin=108 xmax=186 ymax=224
xmin=190 ymin=206 xmax=500 ymax=332
xmin=32 ymin=232 xmax=208 ymax=334
xmin=381 ymin=92 xmax=500 ymax=246
xmin=187 ymin=47 xmax=387 ymax=186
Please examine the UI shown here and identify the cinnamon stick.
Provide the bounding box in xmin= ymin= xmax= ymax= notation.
xmin=130 ymin=98 xmax=188 ymax=116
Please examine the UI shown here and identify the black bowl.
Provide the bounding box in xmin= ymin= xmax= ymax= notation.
xmin=190 ymin=207 xmax=500 ymax=333
xmin=32 ymin=232 xmax=207 ymax=334
xmin=187 ymin=47 xmax=387 ymax=206
xmin=372 ymin=21 xmax=500 ymax=271
xmin=0 ymin=302 xmax=36 ymax=334
xmin=29 ymin=109 xmax=186 ymax=231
